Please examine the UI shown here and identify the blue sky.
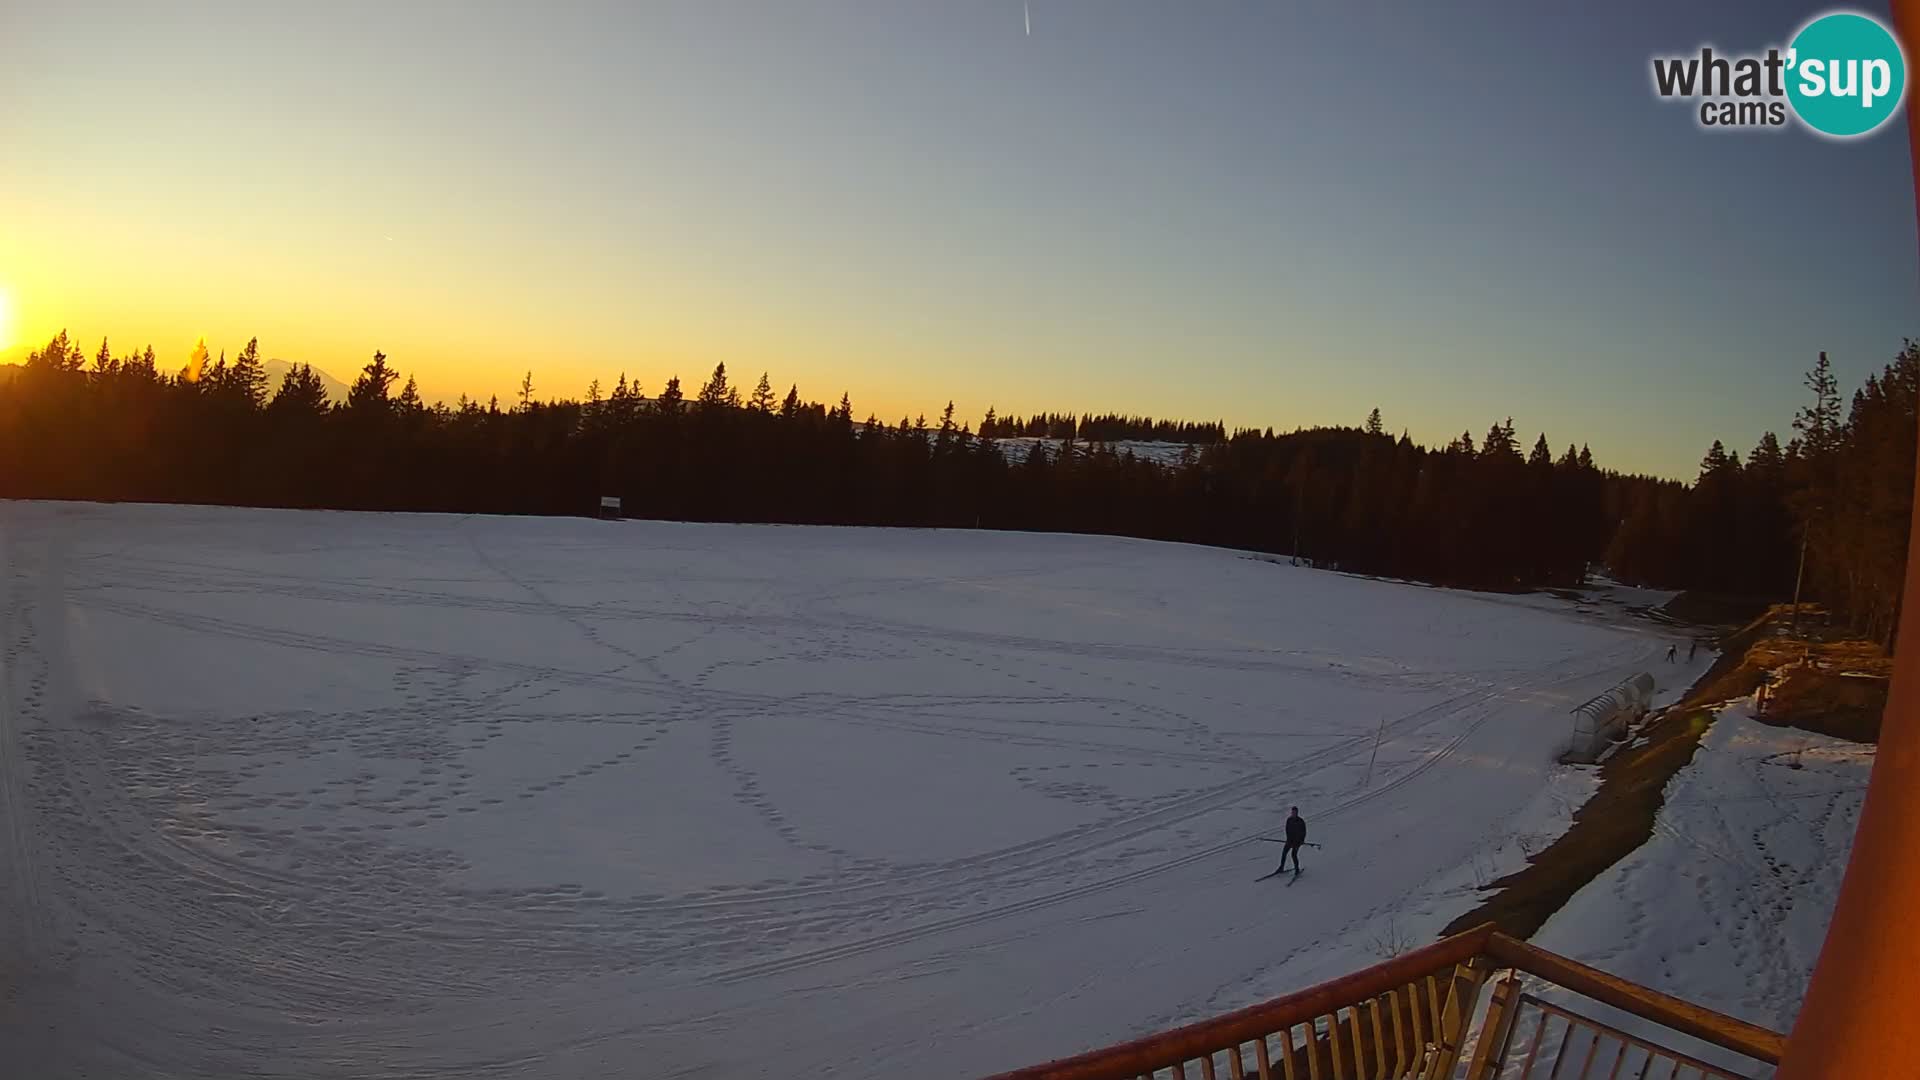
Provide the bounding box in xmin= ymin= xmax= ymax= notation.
xmin=2 ymin=0 xmax=1913 ymax=477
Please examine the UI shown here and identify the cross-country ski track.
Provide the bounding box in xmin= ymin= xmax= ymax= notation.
xmin=0 ymin=502 xmax=1690 ymax=1078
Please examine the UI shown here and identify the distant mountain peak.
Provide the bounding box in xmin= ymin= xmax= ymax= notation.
xmin=261 ymin=359 xmax=350 ymax=403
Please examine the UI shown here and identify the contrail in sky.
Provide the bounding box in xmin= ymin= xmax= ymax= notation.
xmin=1024 ymin=1 xmax=1030 ymax=36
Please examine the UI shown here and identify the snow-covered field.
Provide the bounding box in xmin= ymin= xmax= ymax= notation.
xmin=1521 ymin=707 xmax=1871 ymax=1074
xmin=0 ymin=502 xmax=1676 ymax=1078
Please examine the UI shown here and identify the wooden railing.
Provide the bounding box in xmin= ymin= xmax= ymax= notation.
xmin=983 ymin=926 xmax=1787 ymax=1080
xmin=1474 ymin=935 xmax=1785 ymax=1076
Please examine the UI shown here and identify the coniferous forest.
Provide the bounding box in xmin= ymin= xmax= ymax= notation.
xmin=1 ymin=332 xmax=1912 ymax=641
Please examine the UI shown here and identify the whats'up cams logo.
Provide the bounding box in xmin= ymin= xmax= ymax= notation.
xmin=1652 ymin=10 xmax=1907 ymax=138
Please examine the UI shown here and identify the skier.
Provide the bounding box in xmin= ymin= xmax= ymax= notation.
xmin=1276 ymin=806 xmax=1308 ymax=874
xmin=1665 ymin=644 xmax=1676 ymax=663
xmin=1688 ymin=639 xmax=1698 ymax=662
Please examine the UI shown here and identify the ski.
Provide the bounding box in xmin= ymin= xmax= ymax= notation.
xmin=1286 ymin=869 xmax=1303 ymax=886
xmin=1254 ymin=869 xmax=1286 ymax=882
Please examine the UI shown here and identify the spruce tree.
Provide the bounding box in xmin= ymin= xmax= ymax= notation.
xmin=1787 ymin=351 xmax=1843 ymax=609
xmin=1528 ymin=433 xmax=1552 ymax=468
xmin=1481 ymin=418 xmax=1519 ymax=460
xmin=749 ymin=372 xmax=776 ymax=412
xmin=656 ymin=376 xmax=684 ymax=415
xmin=347 ymin=351 xmax=398 ymax=413
xmin=1750 ymin=431 xmax=1785 ymax=475
xmin=697 ymin=362 xmax=731 ymax=409
xmin=229 ymin=337 xmax=267 ymax=409
xmin=202 ymin=350 xmax=229 ymax=394
xmin=27 ymin=330 xmax=84 ymax=372
xmin=1794 ymin=351 xmax=1842 ymax=459
xmin=936 ymin=400 xmax=956 ymax=450
xmin=268 ymin=363 xmax=331 ymax=419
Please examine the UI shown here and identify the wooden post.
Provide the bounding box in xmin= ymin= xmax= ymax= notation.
xmin=1461 ymin=973 xmax=1521 ymax=1080
xmin=1423 ymin=958 xmax=1490 ymax=1079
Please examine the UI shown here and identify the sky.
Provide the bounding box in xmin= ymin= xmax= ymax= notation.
xmin=1 ymin=0 xmax=1914 ymax=478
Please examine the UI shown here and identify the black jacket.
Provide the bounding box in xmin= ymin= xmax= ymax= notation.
xmin=1285 ymin=815 xmax=1307 ymax=844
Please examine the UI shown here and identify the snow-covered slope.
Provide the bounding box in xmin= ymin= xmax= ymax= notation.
xmin=1522 ymin=707 xmax=1870 ymax=1073
xmin=0 ymin=502 xmax=1675 ymax=1078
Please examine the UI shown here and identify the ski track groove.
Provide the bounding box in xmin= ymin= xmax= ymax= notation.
xmin=56 ymin=588 xmax=1524 ymax=922
xmin=705 ymin=646 xmax=1649 ymax=986
xmin=0 ymin=508 xmax=1674 ymax=1077
xmin=50 ymin=585 xmax=1644 ymax=934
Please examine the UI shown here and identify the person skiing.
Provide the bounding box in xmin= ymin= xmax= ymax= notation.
xmin=1688 ymin=639 xmax=1698 ymax=661
xmin=1665 ymin=644 xmax=1677 ymax=663
xmin=1277 ymin=806 xmax=1307 ymax=874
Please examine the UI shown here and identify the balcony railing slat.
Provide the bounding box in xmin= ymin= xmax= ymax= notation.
xmin=1368 ymin=997 xmax=1388 ymax=1080
xmin=1601 ymin=1042 xmax=1627 ymax=1080
xmin=1424 ymin=975 xmax=1443 ymax=1054
xmin=1481 ymin=935 xmax=1784 ymax=1066
xmin=985 ymin=930 xmax=1495 ymax=1080
xmin=1348 ymin=1006 xmax=1367 ymax=1079
xmin=1407 ymin=982 xmax=1429 ymax=1071
xmin=1546 ymin=1018 xmax=1576 ymax=1080
xmin=1386 ymin=989 xmax=1407 ymax=1078
xmin=1572 ymin=1025 xmax=1603 ymax=1080
xmin=1330 ymin=1009 xmax=1349 ymax=1080
xmin=1496 ymin=996 xmax=1756 ymax=1080
xmin=1369 ymin=1002 xmax=1384 ymax=1080
xmin=983 ymin=926 xmax=1783 ymax=1080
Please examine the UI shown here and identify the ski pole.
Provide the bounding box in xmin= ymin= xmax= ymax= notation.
xmin=1255 ymin=838 xmax=1321 ymax=847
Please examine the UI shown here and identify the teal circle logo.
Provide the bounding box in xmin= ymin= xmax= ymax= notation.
xmin=1786 ymin=11 xmax=1907 ymax=138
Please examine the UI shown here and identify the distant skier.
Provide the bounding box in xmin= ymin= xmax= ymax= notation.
xmin=1665 ymin=644 xmax=1677 ymax=663
xmin=1688 ymin=640 xmax=1699 ymax=662
xmin=1276 ymin=807 xmax=1308 ymax=874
